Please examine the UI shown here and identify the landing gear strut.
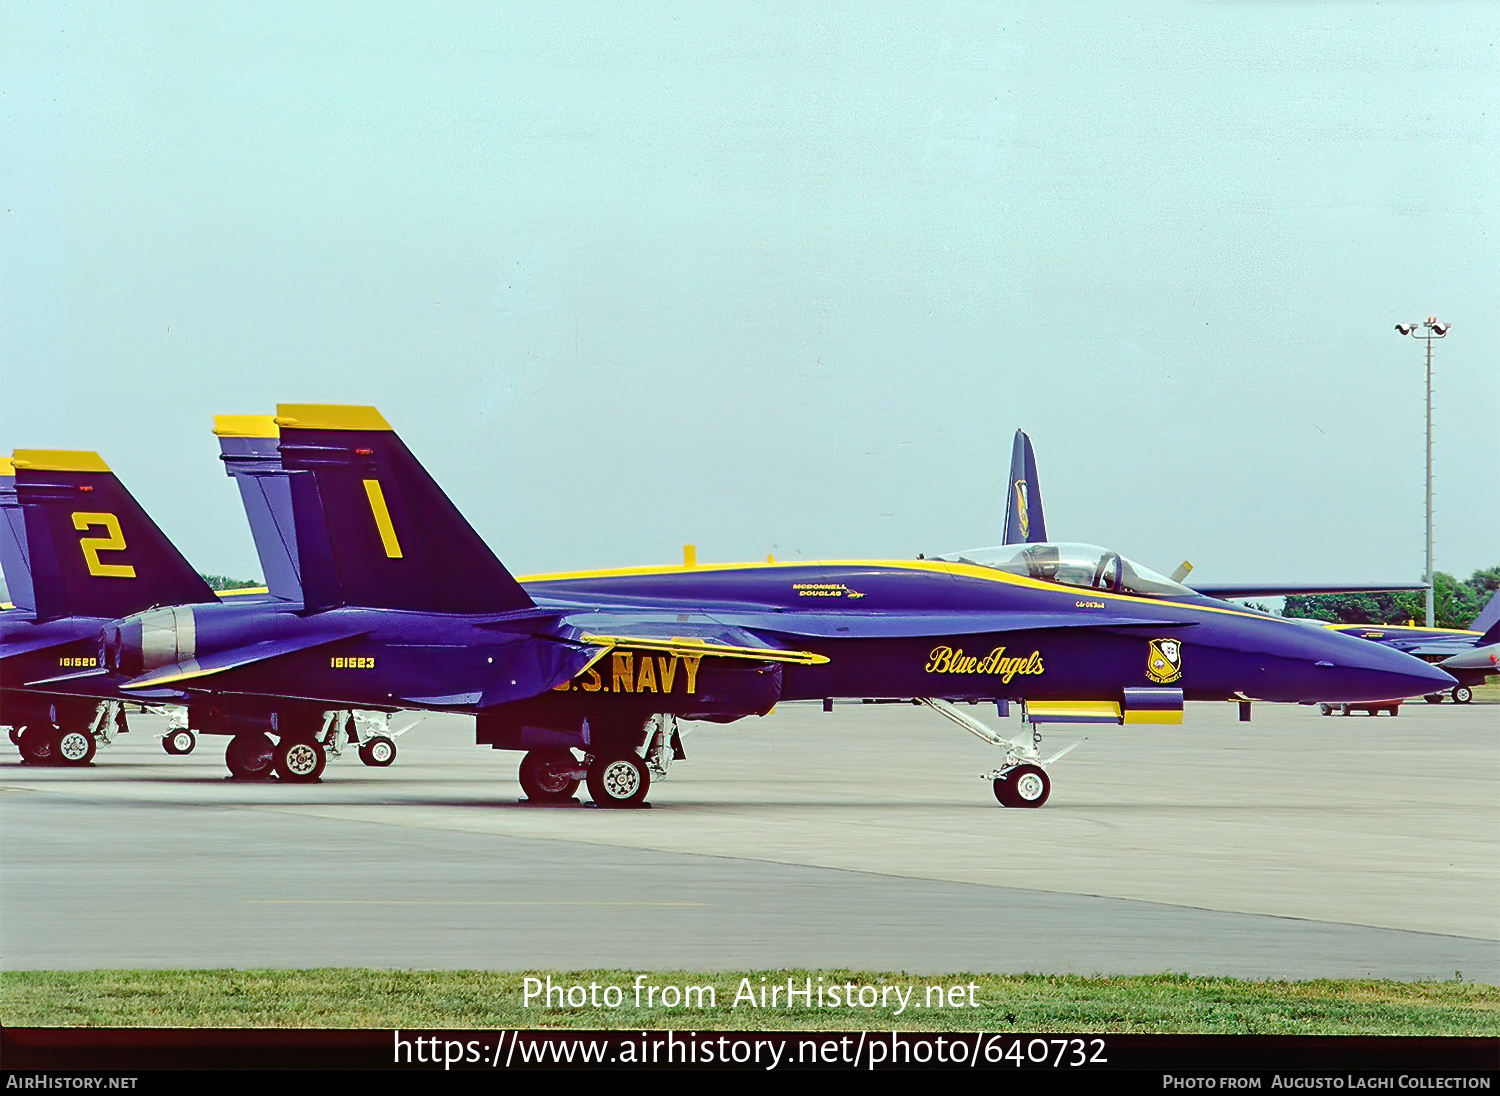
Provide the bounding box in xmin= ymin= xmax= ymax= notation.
xmin=919 ymin=698 xmax=1080 ymax=809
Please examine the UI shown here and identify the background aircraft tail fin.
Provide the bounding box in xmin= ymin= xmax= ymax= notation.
xmin=273 ymin=405 xmax=534 ymax=614
xmin=0 ymin=458 xmax=36 ymax=612
xmin=214 ymin=416 xmax=302 ymax=604
xmin=10 ymin=450 xmax=217 ymax=622
xmin=1002 ymin=429 xmax=1048 ymax=544
xmin=1468 ymin=589 xmax=1500 ymax=641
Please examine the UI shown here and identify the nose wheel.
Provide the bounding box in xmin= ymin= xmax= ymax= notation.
xmin=358 ymin=735 xmax=397 ymax=767
xmin=994 ymin=764 xmax=1051 ymax=808
xmin=162 ymin=729 xmax=197 ymax=755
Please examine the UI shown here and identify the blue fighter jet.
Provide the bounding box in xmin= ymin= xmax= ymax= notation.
xmin=70 ymin=405 xmax=1455 ymax=808
xmin=0 ymin=450 xmax=218 ymax=764
xmin=3 ymin=447 xmax=408 ymax=771
xmin=1322 ymin=593 xmax=1500 ymax=705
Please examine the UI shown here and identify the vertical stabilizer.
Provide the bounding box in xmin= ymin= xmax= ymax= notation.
xmin=272 ymin=405 xmax=534 ymax=614
xmin=214 ymin=416 xmax=302 ymax=604
xmin=1002 ymin=430 xmax=1048 ymax=544
xmin=0 ymin=458 xmax=36 ymax=613
xmin=11 ymin=451 xmax=217 ymax=622
xmin=1468 ymin=590 xmax=1500 ymax=640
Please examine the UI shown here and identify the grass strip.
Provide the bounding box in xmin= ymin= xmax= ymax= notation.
xmin=3 ymin=970 xmax=1496 ymax=1034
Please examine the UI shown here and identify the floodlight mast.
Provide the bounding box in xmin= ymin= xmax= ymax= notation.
xmin=1394 ymin=318 xmax=1449 ymax=627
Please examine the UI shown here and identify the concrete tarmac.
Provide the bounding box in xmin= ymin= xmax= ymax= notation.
xmin=2 ymin=701 xmax=1496 ymax=979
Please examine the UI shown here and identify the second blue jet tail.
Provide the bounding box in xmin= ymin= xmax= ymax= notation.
xmin=214 ymin=416 xmax=303 ymax=604
xmin=10 ymin=450 xmax=217 ymax=622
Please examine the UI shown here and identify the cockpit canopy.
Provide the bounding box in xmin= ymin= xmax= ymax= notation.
xmin=932 ymin=542 xmax=1195 ymax=598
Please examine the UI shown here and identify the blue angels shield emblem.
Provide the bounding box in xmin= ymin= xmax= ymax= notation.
xmin=1147 ymin=638 xmax=1183 ymax=684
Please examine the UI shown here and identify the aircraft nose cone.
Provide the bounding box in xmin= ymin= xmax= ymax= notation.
xmin=1322 ymin=635 xmax=1457 ymax=700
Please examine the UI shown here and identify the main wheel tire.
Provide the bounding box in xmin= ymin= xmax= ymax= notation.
xmin=162 ymin=729 xmax=196 ymax=756
xmin=357 ymin=735 xmax=397 ymax=767
xmin=225 ymin=732 xmax=276 ymax=780
xmin=519 ymin=748 xmax=581 ymax=803
xmin=1386 ymin=706 xmax=1400 ymax=717
xmin=1340 ymin=704 xmax=1352 ymax=716
xmin=56 ymin=729 xmax=97 ymax=765
xmin=1452 ymin=686 xmax=1473 ymax=704
xmin=1318 ymin=703 xmax=1333 ymax=716
xmin=19 ymin=727 xmax=59 ymax=765
xmin=996 ymin=763 xmax=1051 ymax=808
xmin=1424 ymin=694 xmax=1445 ymax=704
xmin=274 ymin=739 xmax=327 ymax=783
xmin=586 ymin=754 xmax=650 ymax=808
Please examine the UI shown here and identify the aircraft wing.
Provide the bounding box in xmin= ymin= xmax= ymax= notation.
xmin=0 ymin=631 xmax=92 ymax=662
xmin=1188 ymin=581 xmax=1429 ymax=599
xmin=556 ymin=611 xmax=829 ymax=665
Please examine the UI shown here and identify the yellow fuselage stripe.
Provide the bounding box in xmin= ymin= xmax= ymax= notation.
xmin=521 ymin=558 xmax=1291 ymax=627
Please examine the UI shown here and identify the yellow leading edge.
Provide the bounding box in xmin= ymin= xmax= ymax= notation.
xmin=579 ymin=634 xmax=831 ymax=666
xmin=275 ymin=405 xmax=393 ymax=432
xmin=10 ymin=450 xmax=112 ymax=473
xmin=213 ymin=415 xmax=279 ymax=438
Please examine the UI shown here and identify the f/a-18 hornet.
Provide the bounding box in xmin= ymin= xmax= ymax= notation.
xmin=86 ymin=406 xmax=1453 ymax=807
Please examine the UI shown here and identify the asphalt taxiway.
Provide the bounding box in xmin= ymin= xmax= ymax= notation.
xmin=2 ymin=701 xmax=1495 ymax=979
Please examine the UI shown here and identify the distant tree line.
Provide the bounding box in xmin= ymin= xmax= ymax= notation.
xmin=198 ymin=573 xmax=262 ymax=591
xmin=1283 ymin=567 xmax=1500 ymax=630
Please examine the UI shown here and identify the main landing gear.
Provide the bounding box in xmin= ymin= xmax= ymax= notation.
xmin=587 ymin=754 xmax=651 ymax=809
xmin=516 ymin=716 xmax=684 ymax=809
xmin=1421 ymin=686 xmax=1474 ymax=705
xmin=518 ymin=748 xmax=583 ymax=803
xmin=219 ymin=711 xmax=412 ymax=781
xmin=225 ymin=732 xmax=276 ymax=780
xmin=224 ymin=733 xmax=327 ymax=782
xmin=917 ymin=698 xmax=1081 ymax=809
xmin=12 ymin=702 xmax=125 ymax=767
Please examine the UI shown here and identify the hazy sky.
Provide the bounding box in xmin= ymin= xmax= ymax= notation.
xmin=3 ymin=2 xmax=1496 ymax=592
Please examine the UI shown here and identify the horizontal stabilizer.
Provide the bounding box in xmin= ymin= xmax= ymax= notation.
xmin=475 ymin=635 xmax=609 ymax=708
xmin=120 ymin=628 xmax=367 ymax=690
xmin=22 ymin=666 xmax=111 ymax=687
xmin=0 ymin=630 xmax=96 ymax=662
